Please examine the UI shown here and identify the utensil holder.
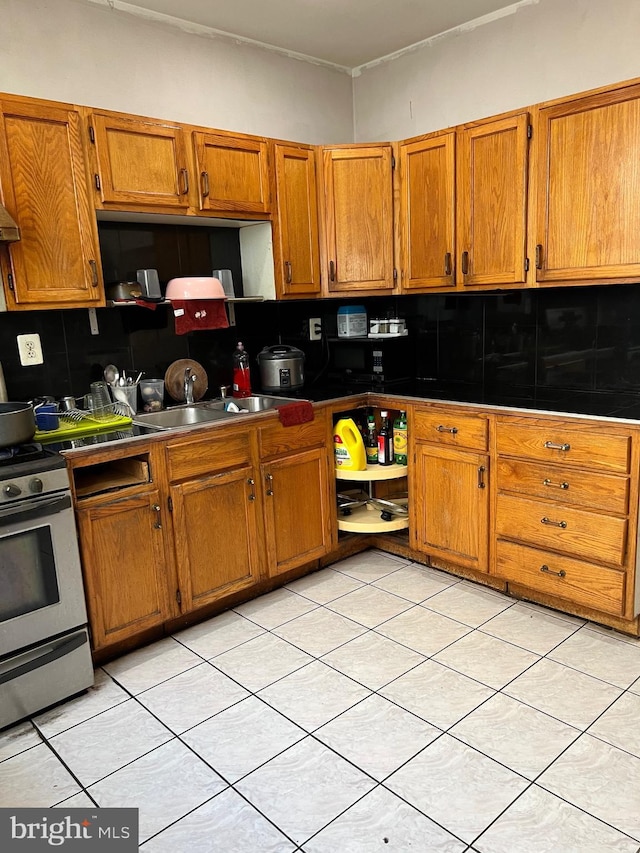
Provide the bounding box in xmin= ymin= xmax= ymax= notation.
xmin=111 ymin=384 xmax=138 ymax=416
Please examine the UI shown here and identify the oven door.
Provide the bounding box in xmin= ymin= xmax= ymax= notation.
xmin=0 ymin=491 xmax=88 ymax=657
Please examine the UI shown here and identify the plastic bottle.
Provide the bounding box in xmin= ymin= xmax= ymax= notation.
xmin=377 ymin=410 xmax=393 ymax=465
xmin=365 ymin=412 xmax=378 ymax=465
xmin=232 ymin=342 xmax=252 ymax=398
xmin=334 ymin=418 xmax=367 ymax=471
xmin=393 ymin=410 xmax=408 ymax=465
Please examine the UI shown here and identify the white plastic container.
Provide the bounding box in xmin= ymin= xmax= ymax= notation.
xmin=337 ymin=305 xmax=367 ymax=338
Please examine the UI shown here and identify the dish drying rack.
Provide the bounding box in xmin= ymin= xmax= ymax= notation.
xmin=60 ymin=401 xmax=131 ymax=422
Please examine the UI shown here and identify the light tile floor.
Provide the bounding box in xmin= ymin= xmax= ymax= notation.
xmin=2 ymin=549 xmax=640 ymax=851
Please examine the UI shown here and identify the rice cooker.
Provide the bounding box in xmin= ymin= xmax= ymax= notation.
xmin=257 ymin=345 xmax=305 ymax=392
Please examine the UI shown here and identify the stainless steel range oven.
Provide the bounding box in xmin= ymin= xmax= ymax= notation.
xmin=0 ymin=445 xmax=93 ymax=729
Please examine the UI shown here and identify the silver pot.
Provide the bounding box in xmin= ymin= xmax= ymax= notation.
xmin=0 ymin=402 xmax=36 ymax=447
xmin=257 ymin=345 xmax=305 ymax=392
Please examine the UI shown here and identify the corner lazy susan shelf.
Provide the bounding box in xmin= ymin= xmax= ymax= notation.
xmin=336 ymin=462 xmax=408 ymax=533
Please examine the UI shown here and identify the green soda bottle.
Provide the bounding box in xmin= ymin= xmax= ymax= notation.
xmin=393 ymin=410 xmax=408 ymax=465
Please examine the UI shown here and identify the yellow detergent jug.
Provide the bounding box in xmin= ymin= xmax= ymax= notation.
xmin=334 ymin=418 xmax=367 ymax=471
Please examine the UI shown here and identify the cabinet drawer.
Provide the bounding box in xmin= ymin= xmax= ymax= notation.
xmin=495 ymin=420 xmax=631 ymax=473
xmin=496 ymin=493 xmax=627 ymax=566
xmin=259 ymin=411 xmax=327 ymax=459
xmin=413 ymin=409 xmax=488 ymax=450
xmin=166 ymin=429 xmax=251 ymax=481
xmin=496 ymin=458 xmax=629 ymax=515
xmin=495 ymin=540 xmax=625 ymax=616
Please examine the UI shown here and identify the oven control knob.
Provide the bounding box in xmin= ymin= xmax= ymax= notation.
xmin=3 ymin=483 xmax=21 ymax=498
xmin=29 ymin=478 xmax=44 ymax=494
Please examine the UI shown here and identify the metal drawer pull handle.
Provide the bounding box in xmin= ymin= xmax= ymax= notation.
xmin=540 ymin=564 xmax=566 ymax=578
xmin=544 ymin=441 xmax=570 ymax=451
xmin=543 ymin=478 xmax=569 ymax=490
xmin=201 ymin=171 xmax=210 ymax=198
xmin=152 ymin=504 xmax=162 ymax=529
xmin=179 ymin=168 xmax=189 ymax=194
xmin=541 ymin=516 xmax=567 ymax=528
xmin=436 ymin=425 xmax=458 ymax=434
xmin=285 ymin=261 xmax=292 ymax=284
xmin=265 ymin=473 xmax=274 ymax=496
xmin=444 ymin=252 xmax=452 ymax=276
xmin=477 ymin=465 xmax=486 ymax=489
xmin=247 ymin=478 xmax=256 ymax=501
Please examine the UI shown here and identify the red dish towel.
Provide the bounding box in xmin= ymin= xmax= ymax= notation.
xmin=172 ymin=299 xmax=229 ymax=334
xmin=276 ymin=401 xmax=314 ymax=427
xmin=134 ymin=299 xmax=158 ymax=310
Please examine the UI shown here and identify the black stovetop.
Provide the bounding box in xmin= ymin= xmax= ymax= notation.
xmin=0 ymin=442 xmax=66 ymax=479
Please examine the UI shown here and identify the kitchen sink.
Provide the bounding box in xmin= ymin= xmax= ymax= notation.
xmin=132 ymin=406 xmax=238 ymax=431
xmin=203 ymin=394 xmax=302 ymax=413
xmin=132 ymin=395 xmax=304 ymax=431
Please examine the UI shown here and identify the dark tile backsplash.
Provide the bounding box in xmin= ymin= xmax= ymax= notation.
xmin=1 ymin=219 xmax=640 ymax=410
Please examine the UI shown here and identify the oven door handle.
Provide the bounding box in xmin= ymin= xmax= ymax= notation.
xmin=0 ymin=494 xmax=72 ymax=526
xmin=0 ymin=631 xmax=88 ymax=687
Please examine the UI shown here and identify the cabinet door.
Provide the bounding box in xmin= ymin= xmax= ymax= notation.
xmin=170 ymin=466 xmax=262 ymax=612
xmin=90 ymin=112 xmax=190 ymax=209
xmin=323 ymin=145 xmax=395 ymax=293
xmin=272 ymin=143 xmax=321 ymax=297
xmin=534 ymin=84 xmax=640 ymax=283
xmin=76 ymin=490 xmax=168 ymax=651
xmin=399 ymin=133 xmax=455 ymax=291
xmin=0 ymin=98 xmax=103 ymax=308
xmin=193 ymin=132 xmax=270 ymax=214
xmin=262 ymin=447 xmax=333 ymax=576
xmin=412 ymin=444 xmax=489 ymax=572
xmin=457 ymin=113 xmax=529 ymax=287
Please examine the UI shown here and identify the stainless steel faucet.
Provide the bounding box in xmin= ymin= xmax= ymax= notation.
xmin=184 ymin=367 xmax=197 ymax=404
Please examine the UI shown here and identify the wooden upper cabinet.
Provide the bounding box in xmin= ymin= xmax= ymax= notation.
xmin=533 ymin=83 xmax=640 ymax=284
xmin=193 ymin=132 xmax=270 ymax=215
xmin=400 ymin=132 xmax=455 ymax=291
xmin=322 ymin=145 xmax=395 ymax=293
xmin=0 ymin=97 xmax=103 ymax=308
xmin=88 ymin=111 xmax=190 ymax=209
xmin=272 ymin=143 xmax=321 ymax=297
xmin=457 ymin=113 xmax=529 ymax=287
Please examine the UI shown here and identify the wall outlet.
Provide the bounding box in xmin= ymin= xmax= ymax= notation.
xmin=17 ymin=333 xmax=44 ymax=366
xmin=309 ymin=317 xmax=322 ymax=341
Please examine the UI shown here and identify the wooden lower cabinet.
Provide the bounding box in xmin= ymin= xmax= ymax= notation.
xmin=170 ymin=466 xmax=262 ymax=611
xmin=412 ymin=443 xmax=489 ymax=572
xmin=261 ymin=446 xmax=333 ymax=576
xmin=76 ymin=490 xmax=169 ymax=651
xmin=495 ymin=540 xmax=625 ymax=617
xmin=493 ymin=414 xmax=639 ymax=624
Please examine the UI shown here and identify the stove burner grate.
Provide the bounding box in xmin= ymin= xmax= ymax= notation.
xmin=0 ymin=442 xmax=46 ymax=466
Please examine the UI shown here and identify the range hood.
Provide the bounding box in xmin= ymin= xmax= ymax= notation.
xmin=0 ymin=204 xmax=19 ymax=242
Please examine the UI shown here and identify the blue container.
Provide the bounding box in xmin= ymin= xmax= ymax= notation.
xmin=35 ymin=404 xmax=59 ymax=431
xmin=337 ymin=305 xmax=367 ymax=338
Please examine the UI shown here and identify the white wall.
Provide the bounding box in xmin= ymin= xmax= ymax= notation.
xmin=353 ymin=0 xmax=640 ymax=141
xmin=0 ymin=0 xmax=353 ymax=144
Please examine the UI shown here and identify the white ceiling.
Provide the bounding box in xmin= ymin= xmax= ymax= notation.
xmin=92 ymin=0 xmax=521 ymax=70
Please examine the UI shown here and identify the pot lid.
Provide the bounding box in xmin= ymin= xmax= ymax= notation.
xmin=258 ymin=345 xmax=305 ymax=361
